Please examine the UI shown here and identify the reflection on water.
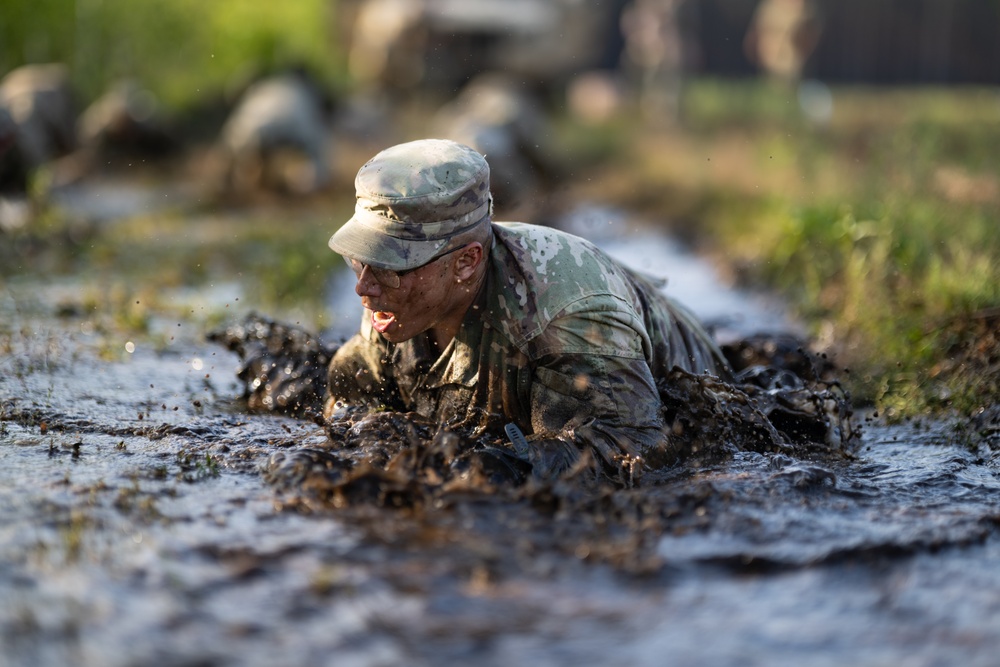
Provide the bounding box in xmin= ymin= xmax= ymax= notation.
xmin=2 ymin=205 xmax=999 ymax=667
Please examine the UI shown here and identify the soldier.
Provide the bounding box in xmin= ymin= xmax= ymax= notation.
xmin=620 ymin=0 xmax=687 ymax=124
xmin=0 ymin=63 xmax=76 ymax=191
xmin=76 ymin=80 xmax=174 ymax=159
xmin=744 ymin=0 xmax=823 ymax=84
xmin=324 ymin=139 xmax=729 ymax=484
xmin=431 ymin=74 xmax=558 ymax=213
xmin=219 ymin=73 xmax=331 ymax=195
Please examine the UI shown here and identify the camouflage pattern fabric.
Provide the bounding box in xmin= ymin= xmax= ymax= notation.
xmin=325 ymin=221 xmax=730 ymax=485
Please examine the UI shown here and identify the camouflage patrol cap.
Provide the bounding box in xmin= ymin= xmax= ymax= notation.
xmin=329 ymin=139 xmax=492 ymax=271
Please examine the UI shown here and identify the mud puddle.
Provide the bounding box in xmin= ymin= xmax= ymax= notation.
xmin=3 ymin=192 xmax=1000 ymax=667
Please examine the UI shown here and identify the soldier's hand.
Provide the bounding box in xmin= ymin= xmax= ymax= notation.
xmin=524 ymin=437 xmax=585 ymax=481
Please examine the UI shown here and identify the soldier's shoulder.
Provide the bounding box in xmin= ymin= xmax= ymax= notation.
xmin=487 ymin=222 xmax=643 ymax=348
xmin=493 ymin=221 xmax=634 ymax=288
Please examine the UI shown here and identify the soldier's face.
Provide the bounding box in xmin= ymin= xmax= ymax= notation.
xmin=353 ymin=246 xmax=475 ymax=343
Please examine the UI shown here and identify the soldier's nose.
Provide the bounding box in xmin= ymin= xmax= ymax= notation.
xmin=355 ymin=267 xmax=382 ymax=298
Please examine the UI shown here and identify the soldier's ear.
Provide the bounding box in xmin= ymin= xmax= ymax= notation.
xmin=454 ymin=242 xmax=483 ymax=280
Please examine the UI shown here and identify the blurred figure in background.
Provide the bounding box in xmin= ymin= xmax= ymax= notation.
xmin=76 ymin=80 xmax=175 ymax=162
xmin=219 ymin=71 xmax=332 ymax=196
xmin=346 ymin=0 xmax=427 ymax=93
xmin=431 ymin=74 xmax=559 ymax=214
xmin=343 ymin=0 xmax=621 ymax=98
xmin=36 ymin=79 xmax=182 ymax=187
xmin=620 ymin=0 xmax=688 ymax=125
xmin=0 ymin=63 xmax=76 ymax=192
xmin=744 ymin=0 xmax=823 ymax=85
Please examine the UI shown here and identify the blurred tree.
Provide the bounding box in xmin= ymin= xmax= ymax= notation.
xmin=1 ymin=0 xmax=342 ymax=110
xmin=1 ymin=0 xmax=77 ymax=71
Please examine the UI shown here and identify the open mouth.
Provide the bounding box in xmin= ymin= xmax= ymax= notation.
xmin=371 ymin=310 xmax=396 ymax=333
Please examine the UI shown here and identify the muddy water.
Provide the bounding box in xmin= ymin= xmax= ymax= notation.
xmin=3 ymin=197 xmax=1000 ymax=667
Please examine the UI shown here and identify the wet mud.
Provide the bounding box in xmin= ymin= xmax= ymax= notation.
xmin=3 ymin=204 xmax=1000 ymax=666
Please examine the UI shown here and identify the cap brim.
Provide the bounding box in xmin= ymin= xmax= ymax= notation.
xmin=328 ymin=216 xmax=450 ymax=271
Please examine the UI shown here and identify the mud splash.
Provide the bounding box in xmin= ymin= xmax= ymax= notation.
xmin=208 ymin=307 xmax=857 ymax=492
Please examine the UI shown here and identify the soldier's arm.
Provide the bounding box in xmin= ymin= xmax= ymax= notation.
xmin=523 ymin=296 xmax=671 ymax=484
xmin=527 ymin=352 xmax=668 ymax=485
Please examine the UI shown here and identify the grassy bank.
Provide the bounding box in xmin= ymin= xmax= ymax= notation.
xmin=572 ymin=80 xmax=1000 ymax=419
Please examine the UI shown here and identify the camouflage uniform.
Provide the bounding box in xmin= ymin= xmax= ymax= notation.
xmin=327 ymin=139 xmax=729 ymax=482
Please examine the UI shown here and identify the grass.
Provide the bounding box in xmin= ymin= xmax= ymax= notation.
xmin=2 ymin=0 xmax=342 ymax=111
xmin=570 ymin=79 xmax=1000 ymax=418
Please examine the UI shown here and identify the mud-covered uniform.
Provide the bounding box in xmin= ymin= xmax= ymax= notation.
xmin=326 ymin=221 xmax=729 ymax=478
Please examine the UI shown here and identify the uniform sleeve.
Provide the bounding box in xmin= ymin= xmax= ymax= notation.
xmin=524 ymin=295 xmax=672 ymax=484
xmin=528 ymin=352 xmax=668 ymax=483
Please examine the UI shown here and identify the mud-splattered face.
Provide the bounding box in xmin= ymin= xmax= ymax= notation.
xmin=353 ymin=243 xmax=482 ymax=344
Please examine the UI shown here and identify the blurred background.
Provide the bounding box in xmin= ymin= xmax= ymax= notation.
xmin=2 ymin=0 xmax=999 ymax=414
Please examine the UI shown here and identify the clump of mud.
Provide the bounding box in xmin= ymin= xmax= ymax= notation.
xmin=208 ymin=313 xmax=334 ymax=419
